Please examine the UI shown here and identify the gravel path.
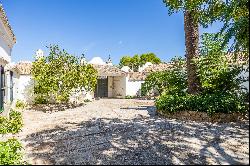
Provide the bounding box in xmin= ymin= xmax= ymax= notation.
xmin=15 ymin=99 xmax=249 ymax=165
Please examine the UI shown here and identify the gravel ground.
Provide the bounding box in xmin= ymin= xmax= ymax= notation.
xmin=14 ymin=99 xmax=249 ymax=165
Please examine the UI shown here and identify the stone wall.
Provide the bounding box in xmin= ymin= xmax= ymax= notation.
xmin=157 ymin=110 xmax=249 ymax=123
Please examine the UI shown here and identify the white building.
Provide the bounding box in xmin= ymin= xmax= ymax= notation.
xmin=7 ymin=53 xmax=249 ymax=105
xmin=11 ymin=54 xmax=172 ymax=103
xmin=11 ymin=61 xmax=34 ymax=104
xmin=0 ymin=4 xmax=17 ymax=115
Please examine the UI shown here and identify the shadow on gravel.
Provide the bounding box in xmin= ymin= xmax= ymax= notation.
xmin=27 ymin=103 xmax=86 ymax=113
xmin=120 ymin=106 xmax=157 ymax=117
xmin=22 ymin=116 xmax=249 ymax=165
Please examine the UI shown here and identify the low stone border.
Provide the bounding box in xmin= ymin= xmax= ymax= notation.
xmin=27 ymin=103 xmax=86 ymax=113
xmin=157 ymin=110 xmax=249 ymax=123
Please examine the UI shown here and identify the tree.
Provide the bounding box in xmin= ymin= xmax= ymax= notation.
xmin=119 ymin=53 xmax=161 ymax=72
xmin=140 ymin=53 xmax=161 ymax=65
xmin=141 ymin=56 xmax=187 ymax=96
xmin=119 ymin=56 xmax=132 ymax=68
xmin=163 ymin=0 xmax=201 ymax=94
xmin=163 ymin=0 xmax=249 ymax=93
xmin=198 ymin=0 xmax=249 ymax=53
xmin=31 ymin=45 xmax=98 ymax=104
xmin=196 ymin=33 xmax=248 ymax=94
xmin=131 ymin=54 xmax=140 ymax=71
xmin=163 ymin=0 xmax=249 ymax=52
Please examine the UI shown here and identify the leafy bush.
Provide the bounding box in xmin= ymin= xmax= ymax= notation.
xmin=155 ymin=33 xmax=249 ymax=117
xmin=141 ymin=56 xmax=187 ymax=96
xmin=196 ymin=33 xmax=248 ymax=94
xmin=32 ymin=45 xmax=98 ymax=104
xmin=0 ymin=139 xmax=24 ymax=165
xmin=34 ymin=95 xmax=48 ymax=104
xmin=125 ymin=95 xmax=134 ymax=99
xmin=55 ymin=94 xmax=69 ymax=103
xmin=15 ymin=100 xmax=26 ymax=109
xmin=84 ymin=99 xmax=91 ymax=102
xmin=8 ymin=110 xmax=24 ymax=134
xmin=0 ymin=110 xmax=23 ymax=134
xmin=0 ymin=116 xmax=8 ymax=134
xmin=156 ymin=92 xmax=248 ymax=115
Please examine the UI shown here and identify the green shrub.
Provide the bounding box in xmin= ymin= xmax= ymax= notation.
xmin=56 ymin=94 xmax=70 ymax=103
xmin=155 ymin=33 xmax=248 ymax=117
xmin=141 ymin=56 xmax=187 ymax=96
xmin=156 ymin=92 xmax=248 ymax=115
xmin=8 ymin=110 xmax=24 ymax=134
xmin=32 ymin=45 xmax=98 ymax=105
xmin=15 ymin=100 xmax=26 ymax=109
xmin=0 ymin=116 xmax=8 ymax=134
xmin=34 ymin=95 xmax=48 ymax=104
xmin=84 ymin=99 xmax=91 ymax=102
xmin=0 ymin=139 xmax=24 ymax=165
xmin=197 ymin=33 xmax=248 ymax=94
xmin=125 ymin=95 xmax=134 ymax=99
xmin=0 ymin=110 xmax=23 ymax=134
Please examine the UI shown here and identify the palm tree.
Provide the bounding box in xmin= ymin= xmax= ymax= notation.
xmin=163 ymin=1 xmax=201 ymax=94
xmin=184 ymin=10 xmax=201 ymax=94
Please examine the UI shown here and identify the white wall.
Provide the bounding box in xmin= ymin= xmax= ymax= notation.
xmin=69 ymin=88 xmax=94 ymax=103
xmin=0 ymin=21 xmax=13 ymax=113
xmin=108 ymin=76 xmax=113 ymax=97
xmin=16 ymin=75 xmax=34 ymax=104
xmin=0 ymin=19 xmax=13 ymax=63
xmin=12 ymin=71 xmax=19 ymax=103
xmin=240 ymin=66 xmax=249 ymax=91
xmin=113 ymin=76 xmax=126 ymax=98
xmin=125 ymin=77 xmax=144 ymax=97
xmin=0 ymin=36 xmax=11 ymax=63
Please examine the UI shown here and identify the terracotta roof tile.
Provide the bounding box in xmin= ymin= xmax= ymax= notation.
xmin=92 ymin=64 xmax=126 ymax=76
xmin=142 ymin=63 xmax=171 ymax=73
xmin=14 ymin=61 xmax=32 ymax=75
xmin=0 ymin=4 xmax=16 ymax=44
xmin=128 ymin=72 xmax=147 ymax=81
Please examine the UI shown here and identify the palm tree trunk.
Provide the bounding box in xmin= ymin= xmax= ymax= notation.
xmin=184 ymin=10 xmax=201 ymax=94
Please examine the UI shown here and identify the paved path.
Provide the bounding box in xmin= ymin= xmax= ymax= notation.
xmin=16 ymin=99 xmax=249 ymax=165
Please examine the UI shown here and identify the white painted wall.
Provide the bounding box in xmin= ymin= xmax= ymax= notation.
xmin=125 ymin=76 xmax=144 ymax=97
xmin=12 ymin=71 xmax=19 ymax=103
xmin=240 ymin=65 xmax=249 ymax=91
xmin=0 ymin=19 xmax=12 ymax=63
xmin=0 ymin=20 xmax=14 ymax=114
xmin=113 ymin=76 xmax=126 ymax=98
xmin=69 ymin=88 xmax=94 ymax=103
xmin=88 ymin=57 xmax=106 ymax=65
xmin=16 ymin=75 xmax=34 ymax=104
xmin=108 ymin=76 xmax=113 ymax=97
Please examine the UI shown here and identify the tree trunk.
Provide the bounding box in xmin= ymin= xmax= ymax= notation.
xmin=184 ymin=10 xmax=201 ymax=94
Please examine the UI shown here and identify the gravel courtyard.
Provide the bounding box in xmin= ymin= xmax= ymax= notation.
xmin=16 ymin=99 xmax=249 ymax=165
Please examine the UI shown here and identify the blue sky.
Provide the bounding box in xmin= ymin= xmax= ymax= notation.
xmin=3 ymin=0 xmax=222 ymax=64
